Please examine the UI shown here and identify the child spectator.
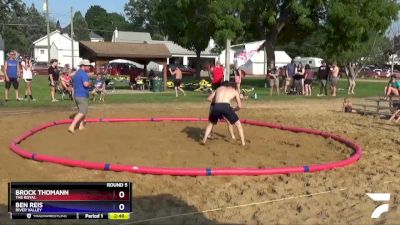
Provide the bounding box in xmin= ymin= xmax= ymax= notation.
xmin=60 ymin=67 xmax=73 ymax=100
xmin=342 ymin=97 xmax=353 ymax=113
xmin=91 ymin=74 xmax=106 ymax=101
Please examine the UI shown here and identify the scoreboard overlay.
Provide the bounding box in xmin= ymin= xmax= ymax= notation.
xmin=8 ymin=182 xmax=132 ymax=220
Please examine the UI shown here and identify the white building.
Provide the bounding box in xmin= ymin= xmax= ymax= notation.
xmin=0 ymin=35 xmax=4 ymax=68
xmin=111 ymin=29 xmax=218 ymax=69
xmin=33 ymin=30 xmax=81 ymax=67
xmin=89 ymin=31 xmax=104 ymax=42
xmin=219 ymin=40 xmax=292 ymax=75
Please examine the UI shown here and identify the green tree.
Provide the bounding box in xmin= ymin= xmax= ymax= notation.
xmin=0 ymin=1 xmax=55 ymax=54
xmin=73 ymin=11 xmax=90 ymax=41
xmin=156 ymin=0 xmax=215 ymax=78
xmin=108 ymin=12 xmax=132 ymax=33
xmin=279 ymin=30 xmax=326 ymax=59
xmin=209 ymin=0 xmax=244 ymax=51
xmin=324 ymin=0 xmax=398 ymax=64
xmin=239 ymin=0 xmax=324 ymax=63
xmin=26 ymin=4 xmax=47 ymax=46
xmin=85 ymin=5 xmax=111 ymax=40
xmin=85 ymin=5 xmax=130 ymax=41
xmin=124 ymin=0 xmax=163 ymax=39
xmin=2 ymin=1 xmax=30 ymax=53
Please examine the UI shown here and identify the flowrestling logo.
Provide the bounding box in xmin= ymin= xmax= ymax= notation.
xmin=366 ymin=193 xmax=391 ymax=218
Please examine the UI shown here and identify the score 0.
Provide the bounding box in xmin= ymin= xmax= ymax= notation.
xmin=114 ymin=190 xmax=129 ymax=200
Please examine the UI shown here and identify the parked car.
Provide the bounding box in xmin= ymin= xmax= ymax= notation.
xmin=167 ymin=64 xmax=195 ymax=76
xmin=359 ymin=67 xmax=389 ymax=78
xmin=100 ymin=62 xmax=144 ymax=78
xmin=32 ymin=62 xmax=49 ymax=76
xmin=387 ymin=69 xmax=400 ymax=78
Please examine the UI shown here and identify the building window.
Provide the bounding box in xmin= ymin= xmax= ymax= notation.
xmin=40 ymin=50 xmax=45 ymax=54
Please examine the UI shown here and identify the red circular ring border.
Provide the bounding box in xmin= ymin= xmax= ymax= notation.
xmin=9 ymin=117 xmax=362 ymax=176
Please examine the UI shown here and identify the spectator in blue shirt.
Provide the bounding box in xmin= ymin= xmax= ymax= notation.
xmin=3 ymin=50 xmax=22 ymax=101
xmin=68 ymin=59 xmax=92 ymax=134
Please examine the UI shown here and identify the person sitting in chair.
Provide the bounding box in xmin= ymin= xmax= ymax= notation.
xmin=91 ymin=74 xmax=106 ymax=101
xmin=60 ymin=68 xmax=73 ymax=100
xmin=385 ymin=75 xmax=400 ymax=98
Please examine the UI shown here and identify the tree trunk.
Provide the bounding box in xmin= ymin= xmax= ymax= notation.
xmin=265 ymin=30 xmax=279 ymax=65
xmin=195 ymin=50 xmax=201 ymax=80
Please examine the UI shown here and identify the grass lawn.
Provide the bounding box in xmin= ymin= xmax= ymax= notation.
xmin=0 ymin=75 xmax=389 ymax=108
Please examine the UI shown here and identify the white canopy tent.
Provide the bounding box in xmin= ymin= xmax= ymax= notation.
xmin=108 ymin=59 xmax=144 ymax=69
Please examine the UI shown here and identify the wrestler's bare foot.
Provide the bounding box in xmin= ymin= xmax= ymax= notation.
xmin=78 ymin=126 xmax=86 ymax=131
xmin=68 ymin=127 xmax=75 ymax=134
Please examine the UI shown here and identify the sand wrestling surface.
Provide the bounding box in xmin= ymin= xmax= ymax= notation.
xmin=0 ymin=99 xmax=399 ymax=225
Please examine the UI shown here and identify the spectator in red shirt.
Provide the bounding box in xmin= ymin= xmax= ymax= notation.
xmin=211 ymin=61 xmax=224 ymax=91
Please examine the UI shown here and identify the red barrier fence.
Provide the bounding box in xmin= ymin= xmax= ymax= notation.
xmin=9 ymin=118 xmax=362 ymax=176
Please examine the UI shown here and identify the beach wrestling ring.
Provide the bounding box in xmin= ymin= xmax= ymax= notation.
xmin=9 ymin=117 xmax=362 ymax=176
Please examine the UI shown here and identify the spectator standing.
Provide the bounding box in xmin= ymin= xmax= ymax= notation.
xmin=21 ymin=56 xmax=35 ymax=101
xmin=330 ymin=62 xmax=339 ymax=96
xmin=233 ymin=66 xmax=244 ymax=93
xmin=317 ymin=61 xmax=330 ymax=96
xmin=285 ymin=59 xmax=296 ymax=94
xmin=267 ymin=63 xmax=280 ymax=96
xmin=211 ymin=61 xmax=224 ymax=91
xmin=48 ymin=59 xmax=60 ymax=102
xmin=279 ymin=66 xmax=287 ymax=90
xmin=294 ymin=63 xmax=304 ymax=95
xmin=3 ymin=50 xmax=22 ymax=101
xmin=304 ymin=64 xmax=314 ymax=96
xmin=347 ymin=63 xmax=356 ymax=95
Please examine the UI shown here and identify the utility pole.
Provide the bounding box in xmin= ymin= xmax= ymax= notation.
xmin=70 ymin=7 xmax=74 ymax=68
xmin=391 ymin=34 xmax=395 ymax=76
xmin=263 ymin=45 xmax=267 ymax=78
xmin=46 ymin=0 xmax=50 ymax=62
xmin=224 ymin=39 xmax=231 ymax=81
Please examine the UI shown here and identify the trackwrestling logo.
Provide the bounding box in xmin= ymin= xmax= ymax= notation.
xmin=366 ymin=193 xmax=390 ymax=218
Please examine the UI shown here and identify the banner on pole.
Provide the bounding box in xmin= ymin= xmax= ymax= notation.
xmin=234 ymin=40 xmax=265 ymax=68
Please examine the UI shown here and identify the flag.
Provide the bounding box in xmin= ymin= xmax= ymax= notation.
xmin=234 ymin=40 xmax=265 ymax=68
